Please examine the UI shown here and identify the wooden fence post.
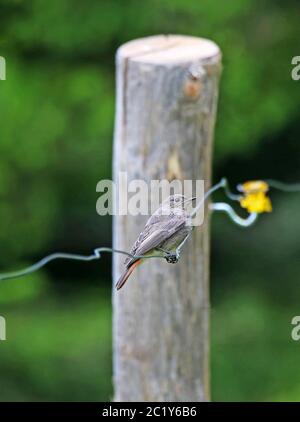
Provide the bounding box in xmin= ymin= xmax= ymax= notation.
xmin=113 ymin=35 xmax=221 ymax=402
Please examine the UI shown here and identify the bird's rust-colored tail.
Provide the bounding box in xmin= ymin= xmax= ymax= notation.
xmin=115 ymin=259 xmax=142 ymax=290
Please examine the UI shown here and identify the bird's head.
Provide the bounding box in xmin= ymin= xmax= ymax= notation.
xmin=162 ymin=194 xmax=196 ymax=209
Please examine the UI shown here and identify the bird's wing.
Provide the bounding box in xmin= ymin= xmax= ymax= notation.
xmin=125 ymin=214 xmax=186 ymax=267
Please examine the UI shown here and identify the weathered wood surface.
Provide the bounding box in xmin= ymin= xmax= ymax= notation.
xmin=113 ymin=35 xmax=221 ymax=402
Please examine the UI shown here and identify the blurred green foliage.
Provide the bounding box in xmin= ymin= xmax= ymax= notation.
xmin=0 ymin=0 xmax=299 ymax=401
xmin=0 ymin=284 xmax=112 ymax=401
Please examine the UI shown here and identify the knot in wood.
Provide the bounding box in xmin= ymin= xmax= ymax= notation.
xmin=183 ymin=66 xmax=205 ymax=100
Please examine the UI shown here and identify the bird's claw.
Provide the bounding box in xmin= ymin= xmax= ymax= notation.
xmin=157 ymin=247 xmax=180 ymax=264
xmin=165 ymin=251 xmax=180 ymax=264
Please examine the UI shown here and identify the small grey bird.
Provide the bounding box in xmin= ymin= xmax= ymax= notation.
xmin=116 ymin=194 xmax=195 ymax=290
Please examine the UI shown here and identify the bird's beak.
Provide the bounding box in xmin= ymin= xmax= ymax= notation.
xmin=184 ymin=196 xmax=197 ymax=203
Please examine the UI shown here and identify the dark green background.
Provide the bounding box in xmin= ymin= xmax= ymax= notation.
xmin=0 ymin=0 xmax=300 ymax=401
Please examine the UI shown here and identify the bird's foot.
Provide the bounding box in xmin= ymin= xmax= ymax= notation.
xmin=165 ymin=254 xmax=178 ymax=264
xmin=158 ymin=248 xmax=180 ymax=264
xmin=165 ymin=250 xmax=180 ymax=264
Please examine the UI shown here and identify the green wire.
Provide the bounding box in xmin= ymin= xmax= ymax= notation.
xmin=265 ymin=179 xmax=300 ymax=192
xmin=0 ymin=248 xmax=165 ymax=282
xmin=3 ymin=176 xmax=297 ymax=282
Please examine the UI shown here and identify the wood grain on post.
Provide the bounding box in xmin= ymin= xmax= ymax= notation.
xmin=113 ymin=35 xmax=221 ymax=402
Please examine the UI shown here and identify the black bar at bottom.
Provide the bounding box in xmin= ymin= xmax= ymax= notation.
xmin=0 ymin=402 xmax=298 ymax=417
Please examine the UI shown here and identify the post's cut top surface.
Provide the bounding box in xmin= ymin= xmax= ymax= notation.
xmin=117 ymin=35 xmax=220 ymax=65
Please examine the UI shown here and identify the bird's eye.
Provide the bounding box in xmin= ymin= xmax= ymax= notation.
xmin=175 ymin=197 xmax=180 ymax=202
